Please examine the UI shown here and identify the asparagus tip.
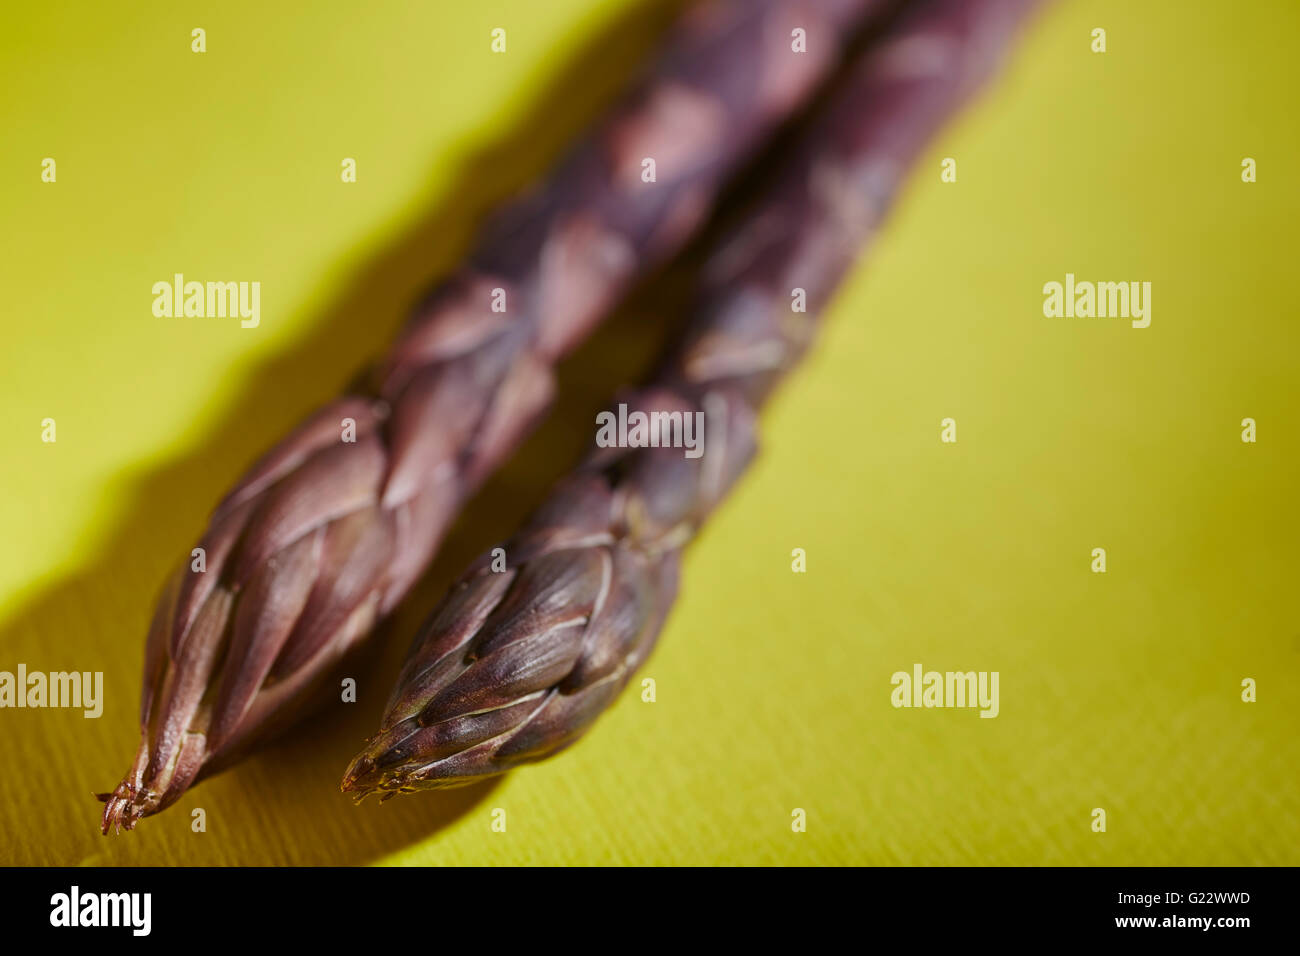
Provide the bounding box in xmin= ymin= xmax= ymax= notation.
xmin=340 ymin=752 xmax=383 ymax=798
xmin=342 ymin=744 xmax=429 ymax=803
xmin=97 ymin=784 xmax=147 ymax=835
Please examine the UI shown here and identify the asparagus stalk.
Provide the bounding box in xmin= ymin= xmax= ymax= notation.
xmin=99 ymin=0 xmax=889 ymax=833
xmin=343 ymin=0 xmax=1041 ymax=798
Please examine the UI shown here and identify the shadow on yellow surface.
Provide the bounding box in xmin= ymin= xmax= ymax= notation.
xmin=0 ymin=0 xmax=701 ymax=866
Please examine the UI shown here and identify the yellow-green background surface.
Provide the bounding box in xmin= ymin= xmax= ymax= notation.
xmin=1 ymin=0 xmax=1296 ymax=866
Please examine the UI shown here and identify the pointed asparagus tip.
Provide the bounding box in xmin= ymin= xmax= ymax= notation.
xmin=97 ymin=784 xmax=146 ymax=835
xmin=340 ymin=753 xmax=379 ymax=795
xmin=342 ymin=747 xmax=417 ymax=803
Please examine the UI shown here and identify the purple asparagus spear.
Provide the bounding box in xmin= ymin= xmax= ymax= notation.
xmin=100 ymin=0 xmax=890 ymax=832
xmin=343 ymin=0 xmax=1042 ymax=797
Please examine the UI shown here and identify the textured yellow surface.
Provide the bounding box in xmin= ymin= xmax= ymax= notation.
xmin=1 ymin=0 xmax=1297 ymax=866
